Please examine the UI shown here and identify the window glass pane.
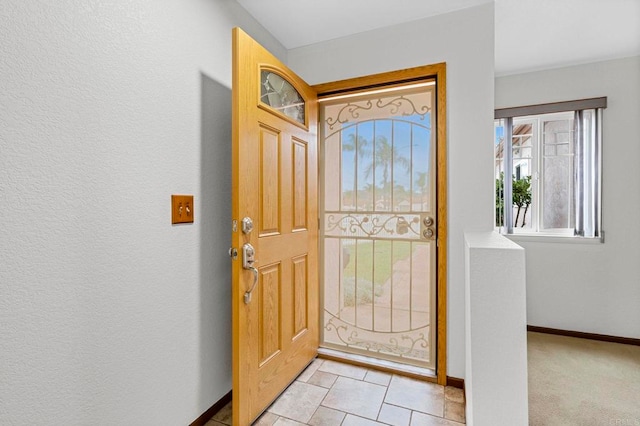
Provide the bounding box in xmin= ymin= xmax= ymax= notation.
xmin=374 ymin=120 xmax=393 ymax=212
xmin=356 ymin=122 xmax=374 ymax=212
xmin=340 ymin=123 xmax=375 ymax=211
xmin=392 ymin=121 xmax=412 ymax=212
xmin=324 ymin=128 xmax=341 ymax=211
xmin=542 ymin=118 xmax=575 ymax=229
xmin=260 ymin=70 xmax=305 ymax=124
xmin=580 ymin=109 xmax=598 ymax=237
xmin=412 ymin=125 xmax=430 ymax=212
xmin=494 ymin=120 xmax=505 ymax=227
xmin=512 ymin=121 xmax=533 ymax=230
xmin=341 ymin=127 xmax=356 ymax=211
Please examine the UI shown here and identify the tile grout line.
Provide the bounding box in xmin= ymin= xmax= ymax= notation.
xmin=306 ymin=397 xmax=323 ymax=426
xmin=322 ymin=365 xmax=355 ymax=425
xmin=268 ymin=359 xmax=464 ymax=425
xmin=375 ymin=372 xmax=393 ymax=424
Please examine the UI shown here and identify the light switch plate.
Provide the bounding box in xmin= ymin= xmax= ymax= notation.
xmin=171 ymin=195 xmax=194 ymax=224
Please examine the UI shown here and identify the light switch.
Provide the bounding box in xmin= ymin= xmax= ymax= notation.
xmin=171 ymin=195 xmax=194 ymax=224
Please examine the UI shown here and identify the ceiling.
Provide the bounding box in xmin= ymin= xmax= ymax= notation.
xmin=235 ymin=0 xmax=640 ymax=76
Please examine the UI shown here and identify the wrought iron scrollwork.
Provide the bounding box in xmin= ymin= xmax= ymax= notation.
xmin=325 ymin=316 xmax=429 ymax=360
xmin=326 ymin=100 xmax=373 ymax=130
xmin=325 ymin=213 xmax=420 ymax=238
xmin=325 ymin=96 xmax=431 ymax=130
xmin=376 ymin=96 xmax=430 ymax=119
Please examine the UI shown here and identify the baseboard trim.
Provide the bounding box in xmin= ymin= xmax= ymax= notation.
xmin=190 ymin=390 xmax=232 ymax=426
xmin=446 ymin=376 xmax=464 ymax=390
xmin=527 ymin=325 xmax=640 ymax=346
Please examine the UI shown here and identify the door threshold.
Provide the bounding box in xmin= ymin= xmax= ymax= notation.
xmin=317 ymin=347 xmax=437 ymax=383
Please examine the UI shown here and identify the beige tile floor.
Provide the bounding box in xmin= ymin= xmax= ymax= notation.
xmin=206 ymin=358 xmax=465 ymax=426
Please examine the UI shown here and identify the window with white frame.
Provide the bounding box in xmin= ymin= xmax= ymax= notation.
xmin=495 ymin=97 xmax=606 ymax=238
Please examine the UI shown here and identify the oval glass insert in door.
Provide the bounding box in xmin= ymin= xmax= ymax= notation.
xmin=260 ymin=69 xmax=306 ymax=125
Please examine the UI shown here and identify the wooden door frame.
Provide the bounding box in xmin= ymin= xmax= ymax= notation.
xmin=312 ymin=63 xmax=448 ymax=386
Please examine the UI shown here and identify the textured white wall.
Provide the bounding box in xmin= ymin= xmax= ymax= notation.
xmin=465 ymin=232 xmax=528 ymax=426
xmin=0 ymin=1 xmax=285 ymax=424
xmin=496 ymin=56 xmax=640 ymax=339
xmin=288 ymin=3 xmax=496 ymax=378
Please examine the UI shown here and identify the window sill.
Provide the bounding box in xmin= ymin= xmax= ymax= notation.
xmin=503 ymin=233 xmax=604 ymax=245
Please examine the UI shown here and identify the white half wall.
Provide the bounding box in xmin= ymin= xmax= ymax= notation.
xmin=289 ymin=3 xmax=496 ymax=378
xmin=465 ymin=232 xmax=528 ymax=426
xmin=0 ymin=1 xmax=284 ymax=424
xmin=495 ymin=56 xmax=640 ymax=339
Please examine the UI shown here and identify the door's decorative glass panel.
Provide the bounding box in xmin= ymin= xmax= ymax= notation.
xmin=321 ymin=83 xmax=436 ymax=369
xmin=261 ymin=70 xmax=305 ymax=124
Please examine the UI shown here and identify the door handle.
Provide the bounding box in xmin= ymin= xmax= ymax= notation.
xmin=242 ymin=243 xmax=258 ymax=304
xmin=242 ymin=243 xmax=256 ymax=269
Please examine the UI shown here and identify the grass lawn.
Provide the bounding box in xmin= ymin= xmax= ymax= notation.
xmin=340 ymin=240 xmax=415 ymax=306
xmin=342 ymin=240 xmax=414 ymax=285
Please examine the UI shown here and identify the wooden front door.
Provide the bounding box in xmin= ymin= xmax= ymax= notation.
xmin=231 ymin=28 xmax=319 ymax=425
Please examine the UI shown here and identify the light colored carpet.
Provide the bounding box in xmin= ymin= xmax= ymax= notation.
xmin=528 ymin=331 xmax=640 ymax=426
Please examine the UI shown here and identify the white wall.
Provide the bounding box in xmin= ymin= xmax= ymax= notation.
xmin=496 ymin=56 xmax=640 ymax=339
xmin=0 ymin=1 xmax=285 ymax=424
xmin=289 ymin=3 xmax=496 ymax=378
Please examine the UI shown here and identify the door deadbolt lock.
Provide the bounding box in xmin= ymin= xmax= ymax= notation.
xmin=241 ymin=217 xmax=254 ymax=234
xmin=421 ymin=215 xmax=435 ymax=240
